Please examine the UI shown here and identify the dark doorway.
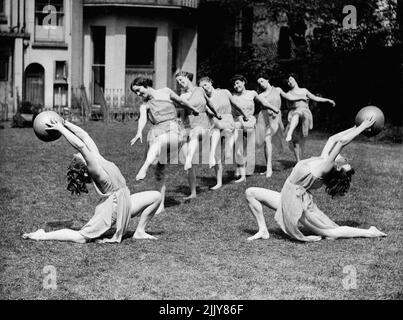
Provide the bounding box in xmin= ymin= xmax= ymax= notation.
xmin=125 ymin=27 xmax=156 ymax=108
xmin=24 ymin=63 xmax=45 ymax=107
xmin=91 ymin=26 xmax=106 ymax=105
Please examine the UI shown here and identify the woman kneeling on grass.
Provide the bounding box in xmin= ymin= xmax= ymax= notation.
xmin=245 ymin=116 xmax=387 ymax=242
xmin=23 ymin=120 xmax=162 ymax=243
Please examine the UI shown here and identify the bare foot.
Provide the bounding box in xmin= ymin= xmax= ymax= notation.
xmin=184 ymin=159 xmax=192 ymax=171
xmin=184 ymin=193 xmax=197 ymax=201
xmin=155 ymin=206 xmax=166 ymax=215
xmin=234 ymin=176 xmax=246 ymax=184
xmin=247 ymin=230 xmax=270 ymax=241
xmin=210 ymin=183 xmax=222 ymax=191
xmin=305 ymin=235 xmax=322 ymax=242
xmin=265 ymin=167 xmax=273 ymax=178
xmin=133 ymin=232 xmax=157 ymax=240
xmin=369 ymin=226 xmax=387 ymax=237
xmin=285 ymin=135 xmax=292 ymax=142
xmin=22 ymin=229 xmax=46 ymax=241
xmin=135 ymin=170 xmax=147 ymax=181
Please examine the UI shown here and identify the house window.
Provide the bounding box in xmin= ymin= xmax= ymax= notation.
xmin=0 ymin=0 xmax=7 ymax=24
xmin=278 ymin=26 xmax=292 ymax=59
xmin=234 ymin=7 xmax=254 ymax=48
xmin=55 ymin=60 xmax=67 ymax=81
xmin=241 ymin=7 xmax=254 ymax=47
xmin=126 ymin=27 xmax=156 ymax=68
xmin=35 ymin=0 xmax=65 ymax=42
xmin=0 ymin=56 xmax=8 ymax=81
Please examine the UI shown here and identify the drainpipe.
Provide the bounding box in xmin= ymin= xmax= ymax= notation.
xmin=21 ymin=0 xmax=26 ymax=33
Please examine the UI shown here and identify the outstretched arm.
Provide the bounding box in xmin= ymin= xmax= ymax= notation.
xmin=168 ymin=89 xmax=199 ymax=115
xmin=64 ymin=120 xmax=100 ymax=154
xmin=325 ymin=116 xmax=376 ymax=163
xmin=306 ymin=90 xmax=336 ymax=107
xmin=203 ymin=92 xmax=221 ymax=119
xmin=130 ymin=104 xmax=147 ymax=145
xmin=320 ymin=127 xmax=358 ymax=157
xmin=45 ymin=120 xmax=106 ymax=181
xmin=278 ymin=88 xmax=308 ymax=102
xmin=254 ymin=93 xmax=280 ymax=114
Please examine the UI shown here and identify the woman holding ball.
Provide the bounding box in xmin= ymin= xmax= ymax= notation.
xmin=23 ymin=119 xmax=162 ymax=243
xmin=245 ymin=116 xmax=386 ymax=242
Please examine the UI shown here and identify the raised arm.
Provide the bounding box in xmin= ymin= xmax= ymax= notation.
xmin=64 ymin=120 xmax=100 ymax=154
xmin=168 ymin=89 xmax=199 ymax=115
xmin=130 ymin=104 xmax=147 ymax=146
xmin=254 ymin=93 xmax=280 ymax=114
xmin=306 ymin=90 xmax=336 ymax=107
xmin=320 ymin=127 xmax=358 ymax=157
xmin=325 ymin=116 xmax=376 ymax=163
xmin=45 ymin=120 xmax=106 ymax=181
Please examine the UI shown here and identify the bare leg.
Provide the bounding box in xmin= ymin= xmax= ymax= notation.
xmin=209 ymin=129 xmax=221 ymax=168
xmin=184 ymin=128 xmax=203 ymax=171
xmin=263 ymin=135 xmax=273 ymax=178
xmin=299 ymin=137 xmax=305 ymax=160
xmin=245 ymin=129 xmax=256 ymax=176
xmin=225 ymin=129 xmax=236 ymax=163
xmin=184 ymin=167 xmax=197 ymax=200
xmin=234 ymin=129 xmax=246 ymax=183
xmin=234 ymin=166 xmax=246 ymax=183
xmin=289 ymin=141 xmax=302 ymax=162
xmin=156 ymin=169 xmax=166 ymax=215
xmin=136 ymin=141 xmax=161 ymax=181
xmin=286 ymin=114 xmax=300 ymax=142
xmin=211 ymin=163 xmax=223 ymax=190
xmin=131 ymin=191 xmax=162 ymax=240
xmin=22 ymin=229 xmax=87 ymax=243
xmin=245 ymin=187 xmax=281 ymax=241
xmin=137 ymin=133 xmax=180 ymax=181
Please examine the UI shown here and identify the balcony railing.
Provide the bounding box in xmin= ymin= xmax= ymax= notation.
xmin=83 ymin=0 xmax=199 ymax=9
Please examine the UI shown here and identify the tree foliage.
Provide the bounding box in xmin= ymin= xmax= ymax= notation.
xmin=207 ymin=0 xmax=400 ymax=52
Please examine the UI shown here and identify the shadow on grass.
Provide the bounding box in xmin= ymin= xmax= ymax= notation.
xmin=200 ymin=175 xmax=233 ymax=187
xmin=174 ymin=185 xmax=205 ymax=196
xmin=165 ymin=196 xmax=181 ymax=208
xmin=277 ymin=159 xmax=297 ymax=170
xmin=334 ymin=220 xmax=361 ymax=227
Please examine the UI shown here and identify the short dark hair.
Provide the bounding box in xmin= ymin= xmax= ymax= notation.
xmin=230 ymin=74 xmax=247 ymax=86
xmin=66 ymin=158 xmax=92 ymax=195
xmin=256 ymin=74 xmax=269 ymax=81
xmin=323 ymin=167 xmax=355 ymax=197
xmin=286 ymin=73 xmax=298 ymax=82
xmin=131 ymin=77 xmax=153 ymax=92
xmin=175 ymin=70 xmax=194 ymax=82
xmin=198 ymin=76 xmax=213 ymax=86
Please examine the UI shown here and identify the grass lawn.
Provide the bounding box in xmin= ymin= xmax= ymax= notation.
xmin=0 ymin=120 xmax=402 ymax=300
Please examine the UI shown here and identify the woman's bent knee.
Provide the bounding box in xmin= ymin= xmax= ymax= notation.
xmin=245 ymin=188 xmax=256 ymax=199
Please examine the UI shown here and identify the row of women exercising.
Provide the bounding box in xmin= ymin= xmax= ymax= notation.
xmin=22 ymin=71 xmax=386 ymax=244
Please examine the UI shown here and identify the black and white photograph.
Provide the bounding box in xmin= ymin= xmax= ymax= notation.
xmin=0 ymin=0 xmax=402 ymax=305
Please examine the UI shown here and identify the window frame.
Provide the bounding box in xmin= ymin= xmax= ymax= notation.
xmin=34 ymin=0 xmax=65 ymax=42
xmin=0 ymin=56 xmax=9 ymax=81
